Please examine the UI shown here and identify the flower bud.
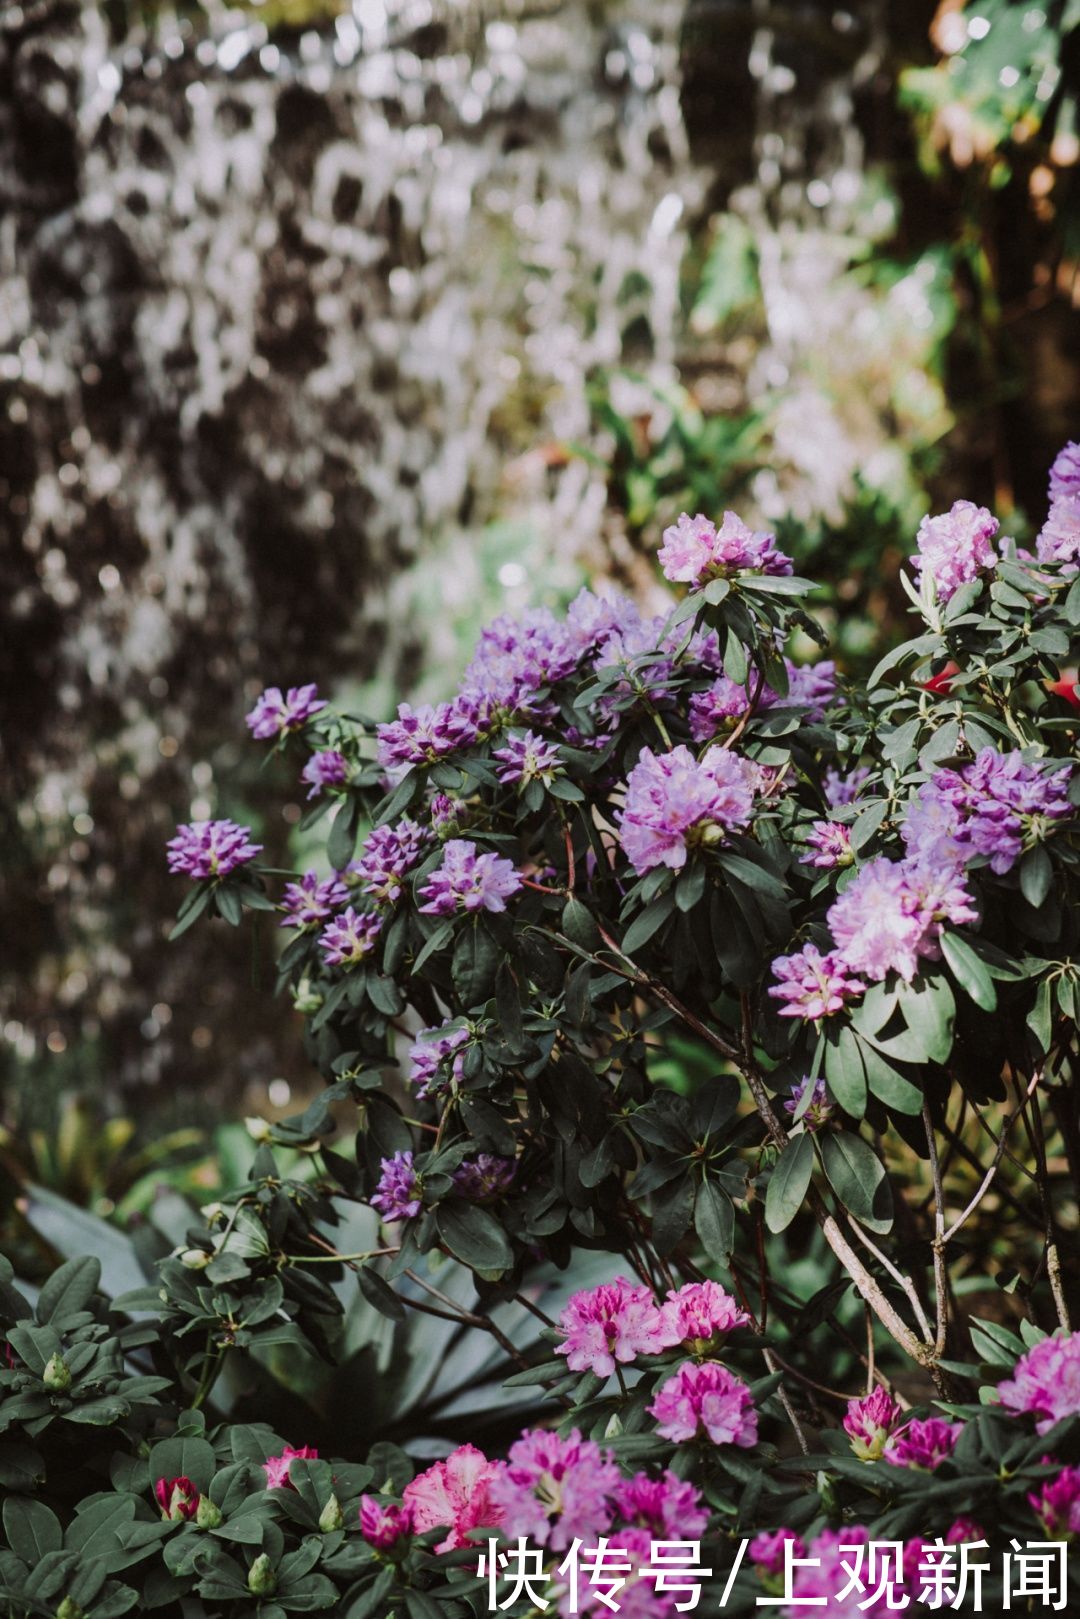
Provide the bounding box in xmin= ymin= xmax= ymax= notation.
xmin=180 ymin=1248 xmax=211 ymax=1269
xmin=196 ymin=1496 xmax=223 ymax=1530
xmin=292 ymin=977 xmax=324 ymax=1014
xmin=55 ymin=1600 xmax=84 ymax=1619
xmin=245 ymin=1116 xmax=272 ymax=1143
xmin=43 ymin=1354 xmax=71 ymax=1392
xmin=318 ymin=1494 xmax=344 ymax=1533
xmin=247 ymin=1554 xmax=277 ymax=1596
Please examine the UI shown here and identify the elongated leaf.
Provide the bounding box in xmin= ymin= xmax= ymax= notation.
xmin=622 ymin=892 xmax=676 ymax=954
xmin=436 ymin=1203 xmax=512 ymax=1275
xmin=764 ymin=1133 xmax=814 ymax=1234
xmin=694 ymin=1178 xmax=735 ymax=1259
xmin=3 ymin=1498 xmax=62 ymax=1565
xmin=940 ymin=932 xmax=997 ymax=1013
xmin=821 ymin=1132 xmax=892 ymax=1233
xmin=35 ymin=1256 xmax=101 ymax=1325
xmin=824 ymin=1026 xmax=867 ymax=1118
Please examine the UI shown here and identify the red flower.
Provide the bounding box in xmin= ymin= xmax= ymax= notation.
xmin=922 ymin=661 xmax=960 ymax=696
xmin=155 ymin=1476 xmax=200 ymax=1521
xmin=1046 ymin=675 xmax=1080 ymax=710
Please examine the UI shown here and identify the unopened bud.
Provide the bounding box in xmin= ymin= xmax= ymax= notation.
xmin=247 ymin=1554 xmax=277 ymax=1596
xmin=43 ymin=1354 xmax=71 ymax=1392
xmin=196 ymin=1497 xmax=223 ymax=1530
xmin=318 ymin=1494 xmax=344 ymax=1533
xmin=180 ymin=1248 xmax=211 ymax=1270
xmin=55 ymin=1600 xmax=84 ymax=1619
xmin=245 ymin=1116 xmax=272 ymax=1143
xmin=292 ymin=977 xmax=324 ymax=1014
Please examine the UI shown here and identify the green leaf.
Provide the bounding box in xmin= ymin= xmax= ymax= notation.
xmin=356 ymin=1266 xmax=405 ymax=1323
xmin=436 ymin=1203 xmax=513 ymax=1274
xmin=148 ymin=1436 xmax=217 ymax=1496
xmin=35 ymin=1256 xmax=101 ymax=1324
xmin=694 ymin=1179 xmax=735 ymax=1258
xmin=940 ymin=932 xmax=997 ymax=1013
xmin=622 ymin=891 xmax=676 ymax=954
xmin=452 ymin=921 xmax=500 ymax=1007
xmin=764 ymin=1133 xmax=814 ymax=1234
xmin=895 ymin=974 xmax=956 ymax=1065
xmin=820 ymin=1132 xmax=892 ymax=1233
xmin=1019 ymin=846 xmax=1053 ymax=910
xmin=3 ymin=1498 xmax=62 ymax=1565
xmin=824 ymin=1025 xmax=868 ymax=1117
xmin=411 ymin=919 xmax=454 ymax=975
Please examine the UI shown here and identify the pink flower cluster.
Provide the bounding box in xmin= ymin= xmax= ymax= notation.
xmin=554 ymin=1277 xmax=749 ymax=1378
xmin=1030 ymin=1459 xmax=1080 ymax=1536
xmin=658 ymin=510 xmax=793 ymax=587
xmin=262 ymin=1444 xmax=319 ymax=1490
xmin=402 ymin=1444 xmax=504 ymax=1552
xmin=884 ymin=1416 xmax=959 ymax=1471
xmin=997 ymin=1330 xmax=1080 ymax=1434
xmin=904 ymin=747 xmax=1073 ymax=877
xmin=648 ymin=1360 xmax=758 ymax=1447
xmin=911 ymin=500 xmax=999 ymax=602
xmin=492 ymin=1428 xmax=620 ymax=1551
xmin=768 ymin=941 xmax=865 ymax=1023
xmin=826 ymin=854 xmax=977 ymax=984
xmin=246 ymin=683 xmax=326 ymax=739
xmin=418 ymin=838 xmax=521 ymax=915
xmin=844 ymin=1387 xmax=900 ymax=1460
xmin=619 ymin=745 xmax=758 ymax=875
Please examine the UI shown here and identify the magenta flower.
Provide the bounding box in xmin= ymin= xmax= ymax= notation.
xmin=784 ymin=1074 xmax=835 ymax=1132
xmin=301 ymin=748 xmax=348 ymax=799
xmin=946 ymin=1517 xmax=985 ymax=1544
xmin=376 ymin=697 xmax=486 ymax=773
xmin=452 ymin=1154 xmax=516 ymax=1201
xmin=614 ymin=1469 xmax=709 ymax=1539
xmin=280 ymin=870 xmax=349 ymax=931
xmin=418 ymin=838 xmax=521 ymax=915
xmin=493 ymin=729 xmax=562 ymax=786
xmin=555 ymin=1277 xmax=677 ymax=1378
xmin=429 ymin=792 xmax=466 ymax=834
xmin=359 ymin=1495 xmax=412 ymax=1551
xmin=619 ymin=745 xmax=757 ymax=875
xmin=824 ymin=766 xmax=871 ymax=808
xmin=768 ymin=942 xmax=865 ymax=1021
xmin=1037 ymin=495 xmax=1080 ymax=567
xmin=352 ymin=818 xmax=428 ymax=905
xmin=649 ymin=1360 xmax=758 ymax=1447
xmin=658 ymin=510 xmax=793 ymax=587
xmin=1050 ymin=441 xmax=1080 ymax=501
xmin=263 ymin=1444 xmax=319 ymax=1490
xmin=800 ymin=820 xmax=854 ymax=870
xmin=827 ymin=855 xmax=976 ymax=983
xmin=402 ymin=1444 xmax=504 ymax=1553
xmin=788 ymin=1527 xmax=871 ymax=1610
xmin=748 ymin=1528 xmax=806 ymax=1576
xmin=166 ymin=819 xmax=263 ymax=880
xmin=688 ymin=677 xmax=751 ymax=741
xmin=844 ymin=1387 xmax=900 ymax=1460
xmin=660 ymin=1280 xmax=750 ymax=1346
xmin=911 ymin=500 xmax=999 ymax=602
xmin=408 ymin=1023 xmax=470 ymax=1099
xmin=246 ymin=684 xmax=326 ymax=739
xmin=371 ymin=1151 xmax=422 ymax=1221
xmin=318 ymin=905 xmax=382 ymax=967
xmin=1029 ymin=1460 xmax=1080 ymax=1536
xmin=885 ymin=1416 xmax=959 ymax=1470
xmin=997 ymin=1331 xmax=1080 ymax=1434
xmin=155 ymin=1476 xmax=200 ymax=1521
xmin=490 ymin=1427 xmax=619 ymax=1551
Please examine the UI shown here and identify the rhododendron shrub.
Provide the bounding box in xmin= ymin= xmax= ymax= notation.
xmin=6 ymin=453 xmax=1080 ymax=1615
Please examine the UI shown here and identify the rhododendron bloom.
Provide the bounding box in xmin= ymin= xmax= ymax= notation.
xmin=246 ymin=683 xmax=326 ymax=739
xmin=490 ymin=1428 xmax=618 ymax=1551
xmin=1049 ymin=441 xmax=1080 ymax=501
xmin=371 ymin=1151 xmax=422 ymax=1221
xmin=352 ymin=818 xmax=428 ymax=904
xmin=263 ymin=1444 xmax=318 ymax=1490
xmin=997 ymin=1331 xmax=1080 ymax=1433
xmin=418 ymin=838 xmax=521 ymax=915
xmin=945 ymin=1517 xmax=985 ymax=1545
xmin=660 ymin=1280 xmax=750 ymax=1346
xmin=408 ymin=1023 xmax=469 ymax=1098
xmin=280 ymin=870 xmax=349 ymax=930
xmin=784 ymin=1074 xmax=835 ymax=1132
xmin=613 ymin=1470 xmax=709 ymax=1539
xmin=493 ymin=729 xmax=562 ymax=785
xmin=748 ymin=1527 xmax=806 ymax=1575
xmin=911 ymin=500 xmax=999 ymax=602
xmin=318 ymin=905 xmax=382 ymax=966
xmin=1029 ymin=1461 xmax=1080 ymax=1536
xmin=658 ymin=510 xmax=792 ymax=586
xmin=884 ymin=1416 xmax=959 ymax=1470
xmin=827 ymin=855 xmax=976 ymax=983
xmin=844 ymin=1387 xmax=900 ymax=1460
xmin=768 ymin=942 xmax=865 ymax=1021
xmin=452 ymin=1154 xmax=516 ymax=1200
xmin=402 ymin=1444 xmax=504 ymax=1552
xmin=301 ymin=748 xmax=348 ymax=798
xmin=555 ymin=1277 xmax=676 ymax=1377
xmin=376 ymin=698 xmax=486 ymax=772
xmin=905 ymin=748 xmax=1073 ymax=876
xmin=1037 ymin=495 xmax=1080 ymax=567
xmin=155 ymin=1475 xmax=199 ymax=1521
xmin=619 ymin=745 xmax=757 ymax=874
xmin=359 ymin=1494 xmax=412 ymax=1550
xmin=166 ymin=819 xmax=262 ymax=879
xmin=649 ymin=1361 xmax=758 ymax=1446
xmin=824 ymin=766 xmax=871 ymax=808
xmin=801 ymin=820 xmax=853 ymax=870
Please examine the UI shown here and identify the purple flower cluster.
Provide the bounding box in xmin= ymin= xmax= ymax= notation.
xmin=826 ymin=855 xmax=977 ymax=983
xmin=280 ymin=870 xmax=349 ymax=930
xmin=246 ymin=684 xmax=326 ymax=740
xmin=800 ymin=819 xmax=853 ymax=870
xmin=417 ymin=838 xmax=521 ymax=915
xmin=352 ymin=817 xmax=428 ymax=905
xmin=1049 ymin=441 xmax=1080 ymax=501
xmin=462 ymin=607 xmax=577 ymax=713
xmin=408 ymin=1023 xmax=470 ymax=1098
xmin=997 ymin=1330 xmax=1080 ymax=1434
xmin=649 ymin=1360 xmax=758 ymax=1447
xmin=660 ymin=1280 xmax=750 ymax=1345
xmin=490 ymin=1428 xmax=620 ymax=1551
xmin=492 ymin=729 xmax=562 ymax=786
xmin=688 ymin=659 xmax=837 ymax=743
xmin=376 ymin=697 xmax=490 ymax=775
xmin=1037 ymin=496 xmax=1080 ymax=567
xmin=166 ymin=819 xmax=262 ymax=880
xmin=824 ymin=766 xmax=871 ymax=808
xmin=318 ymin=906 xmax=382 ymax=967
xmin=451 ymin=1154 xmax=516 ymax=1200
xmin=619 ymin=744 xmax=758 ymax=874
xmin=784 ymin=1074 xmax=835 ymax=1132
xmin=371 ymin=1150 xmax=422 ymax=1221
xmin=768 ymin=942 xmax=865 ymax=1022
xmin=885 ymin=1416 xmax=960 ymax=1471
xmin=658 ymin=510 xmax=793 ymax=587
xmin=904 ymin=747 xmax=1073 ymax=876
xmin=301 ymin=749 xmax=348 ymax=799
xmin=911 ymin=500 xmax=999 ymax=602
